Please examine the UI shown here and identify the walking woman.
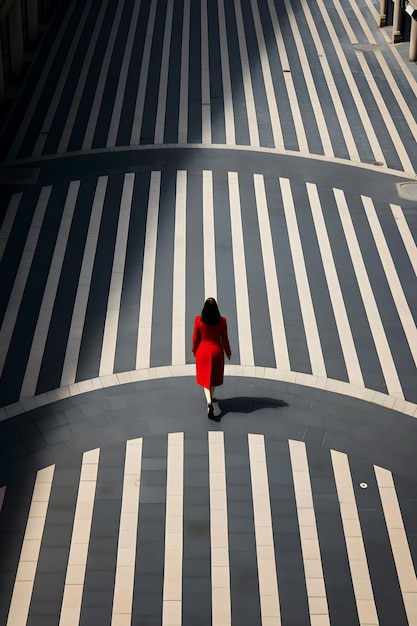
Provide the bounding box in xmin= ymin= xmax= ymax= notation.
xmin=192 ymin=297 xmax=231 ymax=421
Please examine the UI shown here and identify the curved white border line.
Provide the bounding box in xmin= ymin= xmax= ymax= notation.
xmin=1 ymin=364 xmax=416 ymax=421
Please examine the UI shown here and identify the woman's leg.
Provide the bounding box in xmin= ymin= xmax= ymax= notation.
xmin=210 ymin=386 xmax=215 ymax=400
xmin=203 ymin=387 xmax=212 ymax=404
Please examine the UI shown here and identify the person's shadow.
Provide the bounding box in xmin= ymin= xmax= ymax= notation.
xmin=213 ymin=396 xmax=289 ymax=420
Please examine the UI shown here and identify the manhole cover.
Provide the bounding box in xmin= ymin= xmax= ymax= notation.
xmin=0 ymin=167 xmax=39 ymax=185
xmin=352 ymin=43 xmax=383 ymax=53
xmin=396 ymin=181 xmax=417 ymax=201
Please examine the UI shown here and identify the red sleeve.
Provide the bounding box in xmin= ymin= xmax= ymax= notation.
xmin=220 ymin=317 xmax=231 ymax=359
xmin=192 ymin=317 xmax=201 ymax=355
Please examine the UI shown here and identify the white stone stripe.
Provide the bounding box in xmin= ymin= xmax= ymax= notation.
xmin=313 ymin=0 xmax=385 ymax=165
xmin=7 ymin=0 xmax=77 ymax=159
xmin=307 ymin=183 xmax=364 ymax=386
xmin=111 ymin=438 xmax=143 ymax=626
xmin=203 ymin=170 xmax=217 ymax=300
xmin=390 ymin=204 xmax=417 ymax=278
xmin=265 ymin=0 xmax=308 ymax=153
xmin=59 ymin=448 xmax=100 ymax=626
xmin=154 ymin=0 xmax=175 ymax=144
xmin=0 ymin=186 xmax=52 ymax=377
xmin=162 ymin=432 xmax=184 ymax=626
xmin=248 ymin=434 xmax=281 ymax=625
xmin=208 ymin=431 xmax=231 ymax=626
xmin=233 ymin=0 xmax=259 ymax=147
xmin=82 ymin=1 xmax=126 ymax=150
xmin=228 ymin=171 xmax=254 ymax=366
xmin=99 ymin=173 xmax=135 ymax=376
xmin=334 ymin=187 xmax=403 ymax=398
xmin=6 ymin=465 xmax=55 ymax=626
xmin=283 ymin=0 xmax=334 ymax=157
xmin=33 ymin=0 xmax=92 ymax=156
xmin=177 ymin=0 xmax=190 ymax=144
xmin=217 ymin=0 xmax=236 ymax=145
xmin=253 ymin=174 xmax=290 ymax=370
xmin=106 ymin=0 xmax=143 ymax=147
xmin=374 ymin=465 xmax=417 ymax=624
xmin=21 ymin=181 xmax=81 ymax=397
xmin=58 ymin=0 xmax=110 ymax=152
xmin=280 ymin=177 xmax=326 ymax=377
xmin=362 ymin=195 xmax=417 ymax=368
xmin=0 ymin=193 xmax=22 ymax=262
xmin=331 ymin=450 xmax=379 ymax=626
xmin=136 ymin=171 xmax=161 ymax=369
xmin=130 ymin=0 xmax=158 ymax=144
xmin=60 ymin=177 xmax=108 ymax=387
xmin=201 ymin=0 xmax=211 ymax=144
xmin=172 ymin=171 xmax=187 ymax=365
xmin=289 ymin=440 xmax=330 ymax=626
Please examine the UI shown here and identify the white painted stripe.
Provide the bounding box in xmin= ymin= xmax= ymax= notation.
xmin=201 ymin=0 xmax=211 ymax=144
xmin=334 ymin=187 xmax=403 ymax=398
xmin=60 ymin=177 xmax=108 ymax=387
xmin=203 ymin=170 xmax=217 ymax=300
xmin=331 ymin=450 xmax=379 ymax=626
xmin=172 ymin=171 xmax=187 ymax=365
xmin=362 ymin=195 xmax=417 ymax=367
xmin=111 ymin=438 xmax=142 ymax=626
xmin=249 ymin=0 xmax=284 ymax=150
xmin=375 ymin=464 xmax=417 ymax=625
xmin=59 ymin=448 xmax=100 ymax=626
xmin=266 ymin=0 xmax=309 ymax=153
xmin=136 ymin=171 xmax=161 ymax=369
xmin=233 ymin=0 xmax=259 ymax=147
xmin=228 ymin=171 xmax=254 ymax=366
xmin=7 ymin=0 xmax=77 ymax=159
xmin=289 ymin=440 xmax=330 ymax=626
xmin=283 ymin=0 xmax=334 ymax=157
xmin=217 ymin=0 xmax=236 ymax=145
xmin=253 ymin=174 xmax=290 ymax=370
xmin=130 ymin=0 xmax=158 ymax=144
xmin=58 ymin=0 xmax=110 ymax=153
xmin=208 ymin=431 xmax=231 ymax=626
xmin=0 ymin=186 xmax=52 ymax=377
xmin=307 ymin=183 xmax=364 ymax=386
xmin=21 ymin=181 xmax=81 ymax=397
xmin=280 ymin=177 xmax=326 ymax=377
xmin=390 ymin=204 xmax=417 ymax=278
xmin=162 ymin=432 xmax=184 ymax=626
xmin=33 ymin=1 xmax=92 ymax=156
xmin=82 ymin=1 xmax=125 ymax=150
xmin=177 ymin=0 xmax=191 ymax=144
xmin=6 ymin=465 xmax=55 ymax=626
xmin=99 ymin=173 xmax=135 ymax=376
xmin=154 ymin=0 xmax=175 ymax=144
xmin=248 ymin=434 xmax=281 ymax=625
xmin=106 ymin=0 xmax=143 ymax=147
xmin=0 ymin=193 xmax=22 ymax=262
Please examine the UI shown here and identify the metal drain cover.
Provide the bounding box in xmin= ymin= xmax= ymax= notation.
xmin=396 ymin=181 xmax=417 ymax=201
xmin=0 ymin=167 xmax=39 ymax=185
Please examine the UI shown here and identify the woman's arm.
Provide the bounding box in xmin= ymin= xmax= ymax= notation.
xmin=221 ymin=318 xmax=231 ymax=360
xmin=192 ymin=317 xmax=201 ymax=355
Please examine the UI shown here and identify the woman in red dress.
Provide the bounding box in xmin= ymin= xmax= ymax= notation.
xmin=192 ymin=298 xmax=231 ymax=420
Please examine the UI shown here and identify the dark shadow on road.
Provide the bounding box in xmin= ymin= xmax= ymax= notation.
xmin=214 ymin=396 xmax=289 ymax=420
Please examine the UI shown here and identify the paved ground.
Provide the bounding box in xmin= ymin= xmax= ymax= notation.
xmin=0 ymin=0 xmax=417 ymax=624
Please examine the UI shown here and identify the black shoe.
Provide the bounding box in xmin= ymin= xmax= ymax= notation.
xmin=208 ymin=403 xmax=214 ymax=419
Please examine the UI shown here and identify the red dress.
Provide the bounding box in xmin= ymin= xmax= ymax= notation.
xmin=192 ymin=316 xmax=231 ymax=388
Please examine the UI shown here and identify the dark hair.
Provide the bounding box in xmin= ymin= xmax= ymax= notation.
xmin=201 ymin=297 xmax=221 ymax=325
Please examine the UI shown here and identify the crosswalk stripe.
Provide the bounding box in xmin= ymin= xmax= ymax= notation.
xmin=6 ymin=465 xmax=55 ymax=626
xmin=374 ymin=465 xmax=417 ymax=625
xmin=307 ymin=183 xmax=364 ymax=386
xmin=390 ymin=204 xmax=417 ymax=278
xmin=201 ymin=0 xmax=211 ymax=144
xmin=249 ymin=433 xmax=281 ymax=625
xmin=60 ymin=177 xmax=108 ymax=387
xmin=154 ymin=0 xmax=175 ymax=144
xmin=0 ymin=187 xmax=52 ymax=377
xmin=217 ymin=0 xmax=236 ymax=145
xmin=0 ymin=193 xmax=22 ymax=263
xmin=331 ymin=450 xmax=379 ymax=626
xmin=100 ymin=174 xmax=135 ymax=377
xmin=280 ymin=177 xmax=326 ymax=378
xmin=289 ymin=440 xmax=330 ymax=626
xmin=178 ymin=0 xmax=191 ymax=144
xmin=21 ymin=181 xmax=80 ymax=397
xmin=228 ymin=171 xmax=254 ymax=366
xmin=203 ymin=170 xmax=217 ymax=300
xmin=59 ymin=448 xmax=100 ymax=626
xmin=334 ymin=187 xmax=403 ymax=398
xmin=172 ymin=171 xmax=187 ymax=365
xmin=111 ymin=438 xmax=143 ymax=625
